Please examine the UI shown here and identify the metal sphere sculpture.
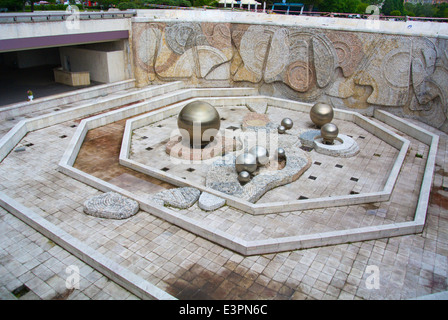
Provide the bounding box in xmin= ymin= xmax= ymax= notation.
xmin=249 ymin=145 xmax=270 ymax=166
xmin=235 ymin=152 xmax=258 ymax=174
xmin=310 ymin=102 xmax=334 ymax=128
xmin=277 ymin=125 xmax=286 ymax=134
xmin=321 ymin=123 xmax=339 ymax=145
xmin=281 ymin=118 xmax=293 ymax=130
xmin=238 ymin=171 xmax=251 ymax=184
xmin=277 ymin=147 xmax=286 ymax=160
xmin=177 ymin=101 xmax=221 ymax=148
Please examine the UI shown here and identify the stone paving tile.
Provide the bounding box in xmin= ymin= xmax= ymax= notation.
xmin=0 ymin=104 xmax=447 ymax=301
xmin=0 ymin=207 xmax=138 ymax=300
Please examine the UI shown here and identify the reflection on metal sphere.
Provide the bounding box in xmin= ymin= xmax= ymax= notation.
xmin=238 ymin=171 xmax=251 ymax=184
xmin=321 ymin=123 xmax=339 ymax=145
xmin=177 ymin=101 xmax=221 ymax=148
xmin=281 ymin=118 xmax=293 ymax=130
xmin=249 ymin=145 xmax=270 ymax=166
xmin=310 ymin=102 xmax=334 ymax=127
xmin=278 ymin=125 xmax=286 ymax=134
xmin=235 ymin=152 xmax=258 ymax=174
xmin=277 ymin=147 xmax=286 ymax=160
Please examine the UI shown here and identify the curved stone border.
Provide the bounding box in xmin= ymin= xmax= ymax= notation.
xmin=313 ymin=134 xmax=360 ymax=158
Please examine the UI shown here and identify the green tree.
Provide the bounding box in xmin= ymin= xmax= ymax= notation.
xmin=413 ymin=3 xmax=435 ymax=17
xmin=117 ymin=1 xmax=136 ymax=9
xmin=319 ymin=0 xmax=361 ymax=13
xmin=0 ymin=0 xmax=27 ymax=11
xmin=99 ymin=0 xmax=119 ymax=9
xmin=404 ymin=2 xmax=415 ymax=15
xmin=192 ymin=0 xmax=217 ymax=6
xmin=435 ymin=3 xmax=448 ymax=17
xmin=382 ymin=0 xmax=403 ymax=16
xmin=356 ymin=2 xmax=369 ymax=14
xmin=319 ymin=0 xmax=344 ymax=12
xmin=301 ymin=0 xmax=323 ymax=12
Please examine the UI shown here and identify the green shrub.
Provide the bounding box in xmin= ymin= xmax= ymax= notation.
xmin=178 ymin=0 xmax=191 ymax=7
xmin=403 ymin=9 xmax=415 ymax=17
xmin=118 ymin=1 xmax=136 ymax=10
xmin=390 ymin=10 xmax=401 ymax=16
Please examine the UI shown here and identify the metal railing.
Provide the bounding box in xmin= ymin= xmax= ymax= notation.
xmin=1 ymin=6 xmax=447 ymax=24
xmin=145 ymin=4 xmax=448 ymax=23
xmin=0 ymin=10 xmax=137 ymax=23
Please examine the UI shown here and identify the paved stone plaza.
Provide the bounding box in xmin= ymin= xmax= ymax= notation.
xmin=0 ymin=84 xmax=447 ymax=300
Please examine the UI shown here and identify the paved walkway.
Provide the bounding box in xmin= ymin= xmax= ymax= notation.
xmin=0 ymin=94 xmax=447 ymax=300
xmin=0 ymin=65 xmax=100 ymax=107
xmin=0 ymin=207 xmax=138 ymax=300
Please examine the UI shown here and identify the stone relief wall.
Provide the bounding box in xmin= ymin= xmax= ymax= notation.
xmin=132 ymin=21 xmax=448 ymax=132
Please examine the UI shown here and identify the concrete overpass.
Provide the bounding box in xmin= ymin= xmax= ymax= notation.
xmin=0 ymin=11 xmax=136 ymax=106
xmin=0 ymin=11 xmax=134 ymax=52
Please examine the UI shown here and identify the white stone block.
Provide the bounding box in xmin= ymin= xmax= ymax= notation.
xmin=198 ymin=192 xmax=226 ymax=211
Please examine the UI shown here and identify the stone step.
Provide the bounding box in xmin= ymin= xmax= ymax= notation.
xmin=0 ymin=81 xmax=186 ymax=139
xmin=0 ymin=79 xmax=137 ymax=121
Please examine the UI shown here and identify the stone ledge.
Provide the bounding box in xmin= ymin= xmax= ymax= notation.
xmin=0 ymin=192 xmax=176 ymax=300
xmin=0 ymin=79 xmax=136 ymax=121
xmin=134 ymin=9 xmax=448 ymax=38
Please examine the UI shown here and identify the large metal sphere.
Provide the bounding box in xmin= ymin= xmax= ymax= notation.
xmin=249 ymin=145 xmax=270 ymax=166
xmin=235 ymin=152 xmax=258 ymax=174
xmin=278 ymin=125 xmax=286 ymax=134
xmin=321 ymin=123 xmax=339 ymax=145
xmin=277 ymin=147 xmax=286 ymax=160
xmin=310 ymin=102 xmax=334 ymax=127
xmin=177 ymin=101 xmax=221 ymax=148
xmin=281 ymin=118 xmax=293 ymax=130
xmin=238 ymin=171 xmax=251 ymax=184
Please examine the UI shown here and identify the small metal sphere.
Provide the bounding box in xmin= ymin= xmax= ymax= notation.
xmin=238 ymin=171 xmax=251 ymax=184
xmin=278 ymin=125 xmax=286 ymax=134
xmin=249 ymin=145 xmax=270 ymax=166
xmin=277 ymin=147 xmax=286 ymax=160
xmin=310 ymin=102 xmax=334 ymax=128
xmin=321 ymin=123 xmax=339 ymax=145
xmin=177 ymin=100 xmax=221 ymax=148
xmin=235 ymin=152 xmax=258 ymax=174
xmin=281 ymin=118 xmax=293 ymax=130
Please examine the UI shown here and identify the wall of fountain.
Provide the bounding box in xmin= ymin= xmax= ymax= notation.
xmin=131 ymin=10 xmax=448 ymax=133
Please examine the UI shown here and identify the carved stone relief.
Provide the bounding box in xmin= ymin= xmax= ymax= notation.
xmin=132 ymin=21 xmax=448 ymax=132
